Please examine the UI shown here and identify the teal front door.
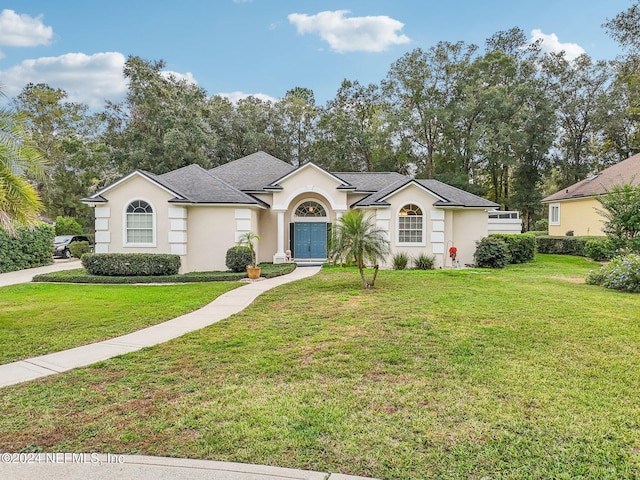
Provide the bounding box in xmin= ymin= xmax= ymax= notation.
xmin=293 ymin=222 xmax=327 ymax=259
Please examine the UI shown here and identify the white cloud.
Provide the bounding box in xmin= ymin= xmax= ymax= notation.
xmin=0 ymin=9 xmax=53 ymax=47
xmin=160 ymin=70 xmax=197 ymax=84
xmin=529 ymin=29 xmax=585 ymax=61
xmin=0 ymin=52 xmax=127 ymax=109
xmin=288 ymin=10 xmax=410 ymax=53
xmin=216 ymin=91 xmax=277 ymax=104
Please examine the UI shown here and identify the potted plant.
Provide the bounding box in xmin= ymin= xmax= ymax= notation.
xmin=237 ymin=232 xmax=262 ymax=279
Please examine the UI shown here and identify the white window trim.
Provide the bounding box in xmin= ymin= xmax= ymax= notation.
xmin=123 ymin=198 xmax=157 ymax=247
xmin=395 ymin=203 xmax=426 ymax=247
xmin=550 ymin=203 xmax=560 ymax=226
xmin=292 ymin=198 xmax=330 ymax=223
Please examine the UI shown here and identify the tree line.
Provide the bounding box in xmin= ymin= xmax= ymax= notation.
xmin=6 ymin=3 xmax=640 ymax=231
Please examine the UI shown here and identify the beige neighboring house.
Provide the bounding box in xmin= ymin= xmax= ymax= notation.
xmin=82 ymin=151 xmax=500 ymax=272
xmin=542 ymin=153 xmax=640 ymax=237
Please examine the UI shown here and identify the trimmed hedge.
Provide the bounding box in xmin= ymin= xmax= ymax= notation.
xmin=584 ymin=238 xmax=615 ymax=261
xmin=33 ymin=262 xmax=297 ymax=284
xmin=225 ymin=246 xmax=253 ymax=272
xmin=536 ymin=236 xmax=594 ymax=256
xmin=81 ymin=253 xmax=181 ymax=276
xmin=490 ymin=233 xmax=536 ymax=264
xmin=0 ymin=223 xmax=54 ymax=273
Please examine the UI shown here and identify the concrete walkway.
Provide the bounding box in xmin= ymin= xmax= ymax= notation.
xmin=0 ymin=258 xmax=82 ymax=287
xmin=0 ymin=265 xmax=321 ymax=388
xmin=0 ymin=454 xmax=378 ymax=479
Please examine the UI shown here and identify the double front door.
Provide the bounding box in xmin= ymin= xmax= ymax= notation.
xmin=293 ymin=222 xmax=327 ymax=259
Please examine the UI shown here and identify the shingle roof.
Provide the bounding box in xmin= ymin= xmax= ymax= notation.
xmin=152 ymin=164 xmax=266 ymax=205
xmin=209 ymin=151 xmax=295 ymax=191
xmin=352 ymin=178 xmax=499 ymax=208
xmin=333 ymin=172 xmax=409 ymax=192
xmin=86 ymin=151 xmax=497 ymax=209
xmin=542 ymin=153 xmax=640 ymax=202
xmin=416 ymin=180 xmax=500 ymax=207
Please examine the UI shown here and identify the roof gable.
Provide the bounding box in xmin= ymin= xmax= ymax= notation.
xmin=353 ymin=178 xmax=498 ymax=208
xmin=84 ymin=170 xmax=185 ymax=202
xmin=542 ymin=153 xmax=640 ymax=202
xmin=269 ymin=162 xmax=353 ymax=189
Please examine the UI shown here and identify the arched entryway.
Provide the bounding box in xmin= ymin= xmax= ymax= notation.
xmin=291 ymin=199 xmax=329 ymax=259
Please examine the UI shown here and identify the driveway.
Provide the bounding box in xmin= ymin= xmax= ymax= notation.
xmin=0 ymin=259 xmax=82 ymax=288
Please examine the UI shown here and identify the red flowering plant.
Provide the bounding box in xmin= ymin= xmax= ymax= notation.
xmin=449 ymin=246 xmax=457 ymax=260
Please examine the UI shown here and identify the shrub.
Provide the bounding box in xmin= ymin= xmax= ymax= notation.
xmin=33 ymin=262 xmax=297 ymax=284
xmin=68 ymin=241 xmax=91 ymax=259
xmin=54 ymin=216 xmax=84 ymax=236
xmin=490 ymin=233 xmax=536 ymax=264
xmin=534 ymin=218 xmax=548 ymax=231
xmin=392 ymin=252 xmax=409 ymax=270
xmin=474 ymin=236 xmax=509 ymax=268
xmin=0 ymin=223 xmax=54 ymax=273
xmin=225 ymin=246 xmax=253 ymax=272
xmin=586 ymin=254 xmax=640 ymax=293
xmin=536 ymin=236 xmax=590 ymax=256
xmin=82 ymin=253 xmax=181 ymax=276
xmin=414 ymin=253 xmax=436 ymax=270
xmin=584 ymin=238 xmax=615 ymax=261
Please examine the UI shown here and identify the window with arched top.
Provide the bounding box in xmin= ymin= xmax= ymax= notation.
xmin=398 ymin=204 xmax=423 ymax=243
xmin=295 ymin=201 xmax=327 ymax=218
xmin=125 ymin=200 xmax=154 ymax=244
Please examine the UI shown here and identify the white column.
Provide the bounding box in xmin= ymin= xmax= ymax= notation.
xmin=273 ymin=210 xmax=287 ymax=263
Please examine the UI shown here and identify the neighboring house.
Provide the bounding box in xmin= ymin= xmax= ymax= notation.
xmin=82 ymin=151 xmax=500 ymax=272
xmin=542 ymin=153 xmax=640 ymax=236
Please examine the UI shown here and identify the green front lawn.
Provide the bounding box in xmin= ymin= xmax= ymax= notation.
xmin=0 ymin=282 xmax=240 ymax=364
xmin=1 ymin=255 xmax=639 ymax=479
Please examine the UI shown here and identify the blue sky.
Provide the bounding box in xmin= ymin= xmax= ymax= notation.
xmin=0 ymin=0 xmax=632 ymax=109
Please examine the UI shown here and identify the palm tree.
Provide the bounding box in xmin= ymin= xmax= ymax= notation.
xmin=237 ymin=231 xmax=262 ymax=267
xmin=0 ymin=95 xmax=46 ymax=234
xmin=330 ymin=210 xmax=390 ymax=288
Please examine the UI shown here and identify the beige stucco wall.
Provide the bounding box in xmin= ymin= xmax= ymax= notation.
xmin=184 ymin=207 xmax=242 ymax=272
xmin=272 ymin=165 xmax=349 ymax=213
xmin=452 ymin=209 xmax=489 ymax=267
xmin=547 ymin=197 xmax=606 ymax=236
xmin=383 ymin=184 xmax=446 ymax=268
xmin=95 ymin=175 xmax=174 ymax=255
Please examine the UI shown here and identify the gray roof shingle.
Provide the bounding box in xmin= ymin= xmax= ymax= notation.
xmin=152 ymin=164 xmax=265 ymax=205
xmin=353 ymin=178 xmax=499 ymax=208
xmin=333 ymin=172 xmax=409 ymax=192
xmin=209 ymin=151 xmax=295 ymax=191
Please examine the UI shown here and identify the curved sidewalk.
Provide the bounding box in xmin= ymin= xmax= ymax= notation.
xmin=0 ymin=265 xmax=321 ymax=388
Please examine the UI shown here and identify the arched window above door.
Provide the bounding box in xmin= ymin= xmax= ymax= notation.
xmin=295 ymin=201 xmax=327 ymax=218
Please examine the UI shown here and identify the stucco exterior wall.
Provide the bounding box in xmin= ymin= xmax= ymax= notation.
xmin=185 ymin=207 xmax=260 ymax=272
xmin=272 ymin=165 xmax=349 ymax=212
xmin=547 ymin=197 xmax=606 ymax=236
xmin=95 ymin=175 xmax=175 ymax=255
xmin=383 ymin=184 xmax=446 ymax=269
xmin=452 ymin=209 xmax=489 ymax=267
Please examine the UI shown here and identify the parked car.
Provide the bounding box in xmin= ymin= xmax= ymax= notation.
xmin=53 ymin=235 xmax=92 ymax=258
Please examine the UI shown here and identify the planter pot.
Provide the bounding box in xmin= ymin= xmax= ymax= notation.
xmin=246 ymin=266 xmax=261 ymax=279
